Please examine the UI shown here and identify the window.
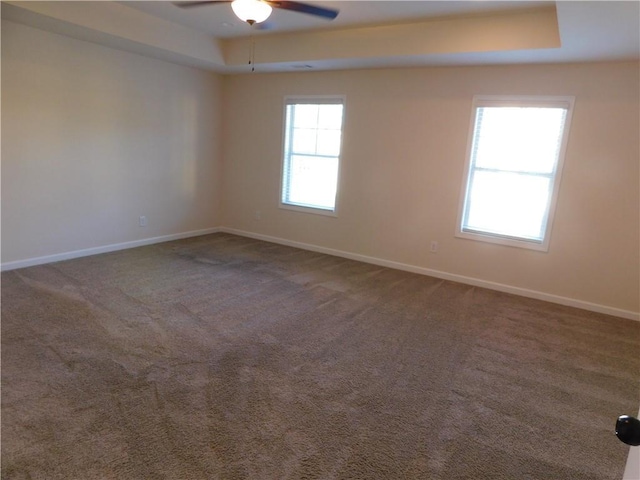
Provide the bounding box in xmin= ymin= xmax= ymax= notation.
xmin=280 ymin=97 xmax=345 ymax=215
xmin=457 ymin=96 xmax=574 ymax=251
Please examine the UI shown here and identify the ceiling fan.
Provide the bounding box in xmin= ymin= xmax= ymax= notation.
xmin=174 ymin=0 xmax=339 ymax=26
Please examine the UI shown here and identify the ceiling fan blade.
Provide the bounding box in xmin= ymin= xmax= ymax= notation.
xmin=173 ymin=1 xmax=232 ymax=8
xmin=267 ymin=1 xmax=339 ymax=20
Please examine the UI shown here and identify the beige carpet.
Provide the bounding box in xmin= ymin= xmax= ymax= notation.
xmin=2 ymin=233 xmax=639 ymax=479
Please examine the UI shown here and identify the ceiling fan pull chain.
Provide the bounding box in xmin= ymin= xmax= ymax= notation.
xmin=249 ymin=34 xmax=255 ymax=72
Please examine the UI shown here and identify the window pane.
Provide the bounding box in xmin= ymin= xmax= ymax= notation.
xmin=316 ymin=129 xmax=342 ymax=157
xmin=465 ymin=170 xmax=551 ymax=241
xmin=293 ymin=104 xmax=319 ymax=128
xmin=318 ymin=105 xmax=344 ymax=130
xmin=283 ymin=99 xmax=344 ymax=213
xmin=292 ymin=128 xmax=317 ymax=154
xmin=474 ymin=107 xmax=567 ymax=174
xmin=286 ymin=155 xmax=338 ymax=209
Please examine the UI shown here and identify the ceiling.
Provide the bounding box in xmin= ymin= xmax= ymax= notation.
xmin=2 ymin=1 xmax=639 ymax=74
xmin=124 ymin=1 xmax=552 ymax=38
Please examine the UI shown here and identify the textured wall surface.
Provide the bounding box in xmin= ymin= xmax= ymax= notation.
xmin=2 ymin=20 xmax=223 ymax=263
xmin=222 ymin=63 xmax=640 ymax=314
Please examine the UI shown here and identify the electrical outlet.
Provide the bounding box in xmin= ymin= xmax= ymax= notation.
xmin=255 ymin=210 xmax=261 ymax=221
xmin=139 ymin=216 xmax=148 ymax=227
xmin=430 ymin=240 xmax=438 ymax=253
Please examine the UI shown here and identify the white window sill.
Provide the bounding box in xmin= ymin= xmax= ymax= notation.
xmin=279 ymin=202 xmax=337 ymax=217
xmin=455 ymin=230 xmax=549 ymax=252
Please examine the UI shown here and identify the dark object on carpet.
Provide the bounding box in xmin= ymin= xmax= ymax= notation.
xmin=2 ymin=233 xmax=639 ymax=479
xmin=616 ymin=415 xmax=640 ymax=446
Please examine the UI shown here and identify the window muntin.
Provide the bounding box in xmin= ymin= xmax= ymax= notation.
xmin=281 ymin=97 xmax=344 ymax=214
xmin=457 ymin=96 xmax=574 ymax=251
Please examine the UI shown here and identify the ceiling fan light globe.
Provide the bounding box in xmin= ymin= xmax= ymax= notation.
xmin=231 ymin=0 xmax=272 ymax=24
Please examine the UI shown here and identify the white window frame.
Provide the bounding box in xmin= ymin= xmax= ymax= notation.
xmin=279 ymin=95 xmax=346 ymax=217
xmin=456 ymin=95 xmax=575 ymax=251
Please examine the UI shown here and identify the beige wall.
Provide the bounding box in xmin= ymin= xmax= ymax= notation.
xmin=221 ymin=63 xmax=639 ymax=314
xmin=2 ymin=18 xmax=638 ymax=315
xmin=1 ymin=20 xmax=223 ymax=263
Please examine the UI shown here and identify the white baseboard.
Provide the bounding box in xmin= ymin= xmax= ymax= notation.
xmin=219 ymin=227 xmax=640 ymax=322
xmin=0 ymin=227 xmax=221 ymax=272
xmin=4 ymin=225 xmax=637 ymax=321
